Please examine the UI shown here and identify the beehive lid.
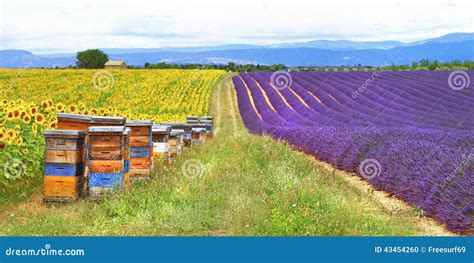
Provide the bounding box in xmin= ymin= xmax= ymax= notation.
xmin=199 ymin=116 xmax=213 ymax=121
xmin=90 ymin=116 xmax=126 ymax=125
xmin=192 ymin=127 xmax=207 ymax=133
xmin=123 ymin=127 xmax=131 ymax=135
xmin=126 ymin=120 xmax=153 ymax=126
xmin=164 ymin=122 xmax=191 ymax=127
xmin=44 ymin=130 xmax=86 ymax=138
xmin=57 ymin=113 xmax=92 ymax=123
xmin=88 ymin=126 xmax=126 ymax=133
xmin=165 ymin=122 xmax=192 ymax=132
xmin=152 ymin=125 xmax=172 ymax=133
xmin=170 ymin=129 xmax=184 ymax=136
xmin=186 ymin=116 xmax=200 ymax=123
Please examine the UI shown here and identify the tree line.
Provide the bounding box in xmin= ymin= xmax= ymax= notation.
xmin=74 ymin=49 xmax=473 ymax=71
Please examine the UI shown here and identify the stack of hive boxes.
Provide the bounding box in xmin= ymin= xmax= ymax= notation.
xmin=126 ymin=120 xmax=153 ymax=180
xmin=88 ymin=126 xmax=127 ymax=199
xmin=57 ymin=113 xmax=92 ymax=192
xmin=152 ymin=124 xmax=172 ymax=161
xmin=43 ymin=130 xmax=86 ymax=203
xmin=168 ymin=129 xmax=184 ymax=159
xmin=200 ymin=116 xmax=214 ymax=139
xmin=186 ymin=116 xmax=214 ymax=143
xmin=191 ymin=126 xmax=207 ymax=144
xmin=165 ymin=122 xmax=193 ymax=147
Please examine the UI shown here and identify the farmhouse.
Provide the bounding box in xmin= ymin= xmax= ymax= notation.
xmin=104 ymin=60 xmax=127 ymax=69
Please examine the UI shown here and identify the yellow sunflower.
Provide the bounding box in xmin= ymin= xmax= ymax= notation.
xmin=35 ymin=114 xmax=45 ymax=124
xmin=22 ymin=115 xmax=31 ymax=124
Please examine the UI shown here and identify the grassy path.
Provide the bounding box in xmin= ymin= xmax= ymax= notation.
xmin=0 ymin=75 xmax=452 ymax=235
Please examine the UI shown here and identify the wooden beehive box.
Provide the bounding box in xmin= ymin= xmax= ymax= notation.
xmin=152 ymin=125 xmax=171 ymax=159
xmin=199 ymin=118 xmax=214 ymax=139
xmin=186 ymin=116 xmax=214 ymax=140
xmin=164 ymin=122 xmax=193 ymax=147
xmin=43 ymin=130 xmax=86 ymax=203
xmin=169 ymin=129 xmax=184 ymax=159
xmin=191 ymin=127 xmax=207 ymax=144
xmin=57 ymin=113 xmax=92 ymax=131
xmin=88 ymin=126 xmax=127 ymax=199
xmin=126 ymin=120 xmax=153 ymax=179
xmin=57 ymin=113 xmax=92 ymax=193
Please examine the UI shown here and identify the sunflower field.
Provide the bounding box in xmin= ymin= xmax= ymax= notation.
xmin=0 ymin=68 xmax=225 ymax=201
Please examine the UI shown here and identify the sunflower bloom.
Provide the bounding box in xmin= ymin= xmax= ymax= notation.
xmin=56 ymin=103 xmax=65 ymax=112
xmin=16 ymin=137 xmax=23 ymax=146
xmin=29 ymin=107 xmax=38 ymax=116
xmin=22 ymin=115 xmax=31 ymax=124
xmin=35 ymin=114 xmax=45 ymax=124
xmin=42 ymin=101 xmax=49 ymax=109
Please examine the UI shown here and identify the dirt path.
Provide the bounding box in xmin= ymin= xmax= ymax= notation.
xmin=211 ymin=75 xmax=240 ymax=136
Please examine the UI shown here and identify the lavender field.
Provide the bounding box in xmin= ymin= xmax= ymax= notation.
xmin=233 ymin=70 xmax=474 ymax=234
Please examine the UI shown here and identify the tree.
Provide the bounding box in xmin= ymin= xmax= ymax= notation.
xmin=76 ymin=49 xmax=109 ymax=69
xmin=428 ymin=60 xmax=439 ymax=70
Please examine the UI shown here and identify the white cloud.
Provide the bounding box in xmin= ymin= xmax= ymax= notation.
xmin=0 ymin=0 xmax=472 ymax=53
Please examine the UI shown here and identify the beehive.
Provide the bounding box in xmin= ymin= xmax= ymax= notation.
xmin=199 ymin=117 xmax=214 ymax=139
xmin=57 ymin=113 xmax=92 ymax=193
xmin=126 ymin=120 xmax=153 ymax=180
xmin=191 ymin=127 xmax=207 ymax=144
xmin=169 ymin=129 xmax=184 ymax=159
xmin=186 ymin=116 xmax=214 ymax=140
xmin=88 ymin=126 xmax=127 ymax=199
xmin=152 ymin=124 xmax=172 ymax=161
xmin=43 ymin=130 xmax=86 ymax=203
xmin=164 ymin=122 xmax=192 ymax=147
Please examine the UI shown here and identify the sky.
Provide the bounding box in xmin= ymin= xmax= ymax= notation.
xmin=0 ymin=0 xmax=473 ymax=53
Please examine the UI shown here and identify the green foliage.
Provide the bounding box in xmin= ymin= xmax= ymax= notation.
xmin=143 ymin=61 xmax=287 ymax=72
xmin=291 ymin=59 xmax=474 ymax=71
xmin=75 ymin=49 xmax=109 ymax=69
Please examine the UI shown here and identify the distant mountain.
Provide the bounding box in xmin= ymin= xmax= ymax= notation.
xmin=268 ymin=40 xmax=404 ymax=50
xmin=1 ymin=32 xmax=473 ymax=68
xmin=408 ymin=32 xmax=474 ymax=46
xmin=0 ymin=50 xmax=75 ymax=68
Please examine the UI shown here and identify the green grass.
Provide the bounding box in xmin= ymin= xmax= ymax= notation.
xmin=0 ymin=77 xmax=441 ymax=236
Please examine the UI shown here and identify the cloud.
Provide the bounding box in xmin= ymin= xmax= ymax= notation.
xmin=0 ymin=0 xmax=472 ymax=53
